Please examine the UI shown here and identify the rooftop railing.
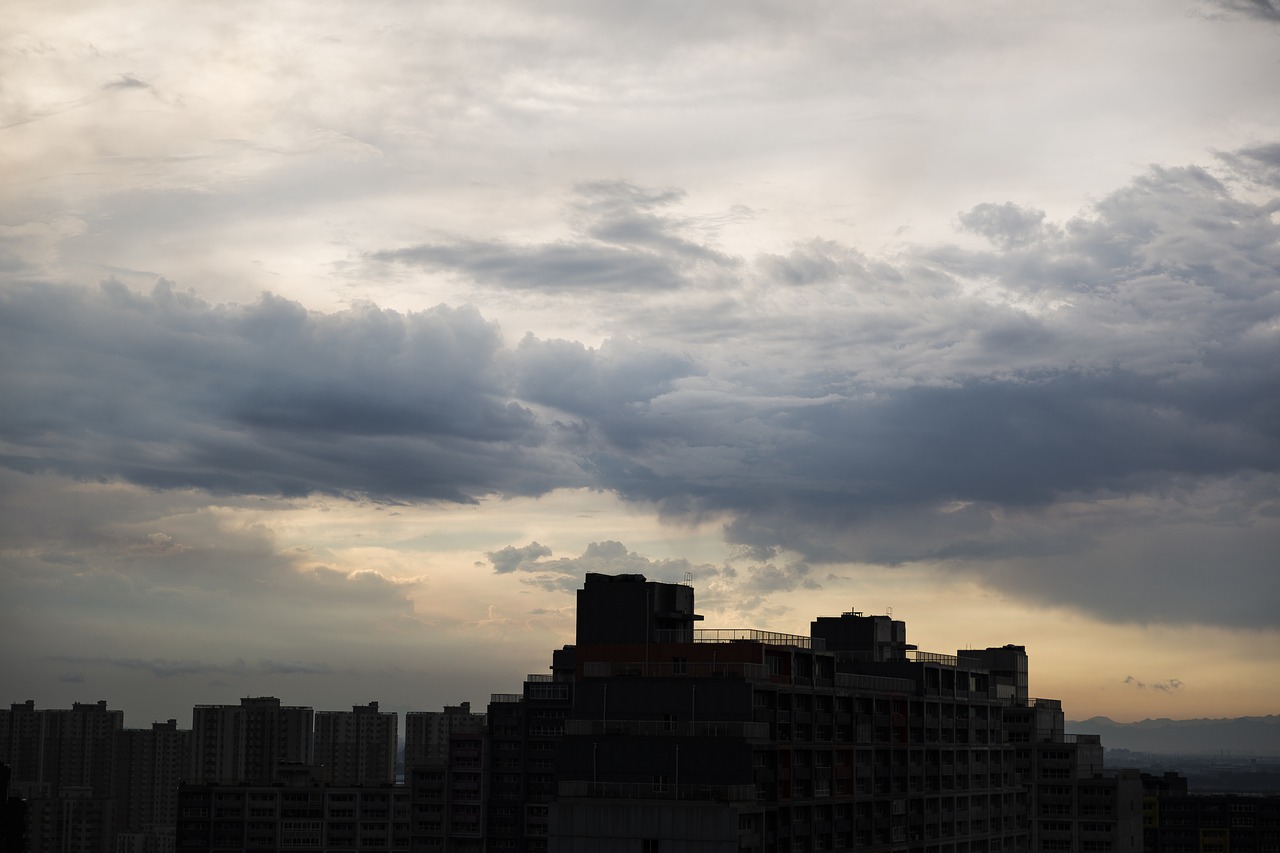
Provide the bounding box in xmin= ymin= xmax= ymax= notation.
xmin=654 ymin=628 xmax=823 ymax=649
xmin=907 ymin=650 xmax=960 ymax=667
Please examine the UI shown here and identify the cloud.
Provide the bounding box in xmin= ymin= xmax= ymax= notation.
xmin=483 ymin=539 xmax=706 ymax=593
xmin=1212 ymin=0 xmax=1280 ymax=21
xmin=481 ymin=538 xmax=817 ymax=616
xmin=958 ymin=202 xmax=1055 ymax=249
xmin=373 ymin=181 xmax=734 ymax=292
xmin=46 ymin=656 xmax=334 ymax=679
xmin=3 ymin=151 xmax=1279 ymax=631
xmin=1124 ymin=676 xmax=1185 ymax=692
xmin=103 ymin=74 xmax=151 ymax=91
xmin=486 ymin=541 xmax=554 ymax=574
xmin=0 ymin=283 xmax=578 ymax=502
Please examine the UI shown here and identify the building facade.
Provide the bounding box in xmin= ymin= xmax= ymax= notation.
xmin=175 ymin=782 xmax=410 ymax=852
xmin=189 ymin=697 xmax=314 ymax=784
xmin=315 ymin=702 xmax=398 ymax=786
xmin=405 ymin=704 xmax=486 ymax=775
xmin=547 ymin=572 xmax=1143 ymax=853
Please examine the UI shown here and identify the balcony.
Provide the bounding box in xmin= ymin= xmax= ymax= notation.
xmin=582 ymin=660 xmax=770 ymax=680
xmin=563 ymin=719 xmax=771 ymax=738
xmin=557 ymin=781 xmax=758 ymax=803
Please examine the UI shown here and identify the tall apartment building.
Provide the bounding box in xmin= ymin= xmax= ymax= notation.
xmin=405 ymin=703 xmax=487 ymax=773
xmin=315 ymin=702 xmax=398 ymax=785
xmin=0 ymin=700 xmax=123 ymax=799
xmin=189 ymin=697 xmax=314 ymax=784
xmin=0 ymin=700 xmax=124 ymax=853
xmin=0 ymin=702 xmax=44 ymax=799
xmin=544 ymin=571 xmax=1139 ymax=853
xmin=410 ymin=726 xmax=489 ymax=853
xmin=113 ymin=718 xmax=191 ymax=853
xmin=1001 ymin=699 xmax=1143 ymax=853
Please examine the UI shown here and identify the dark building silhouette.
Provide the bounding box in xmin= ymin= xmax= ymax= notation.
xmin=190 ymin=697 xmax=314 ymax=784
xmin=315 ymin=702 xmax=398 ymax=785
xmin=113 ymin=718 xmax=191 ymax=852
xmin=405 ymin=703 xmax=486 ymax=776
xmin=175 ymin=782 xmax=411 ymax=851
xmin=0 ymin=763 xmax=28 ymax=853
xmin=0 ymin=700 xmax=123 ymax=852
xmin=3 ymin=574 xmax=1185 ymax=852
xmin=551 ymin=573 xmax=1142 ymax=853
xmin=1140 ymin=773 xmax=1280 ymax=853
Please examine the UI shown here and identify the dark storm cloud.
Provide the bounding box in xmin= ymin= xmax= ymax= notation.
xmin=514 ymin=335 xmax=697 ymax=421
xmin=1215 ymin=0 xmax=1280 ymax=20
xmin=0 ymin=282 xmax=579 ymax=502
xmin=373 ymin=181 xmax=733 ymax=292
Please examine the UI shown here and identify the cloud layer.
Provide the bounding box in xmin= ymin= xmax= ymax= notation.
xmin=4 ymin=156 xmax=1278 ymax=631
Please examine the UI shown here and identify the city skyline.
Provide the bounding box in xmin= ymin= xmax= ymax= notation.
xmin=2 ymin=1 xmax=1279 ymax=728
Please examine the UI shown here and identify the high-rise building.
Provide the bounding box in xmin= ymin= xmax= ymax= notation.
xmin=544 ymin=572 xmax=1140 ymax=853
xmin=0 ymin=700 xmax=124 ymax=853
xmin=315 ymin=702 xmax=398 ymax=785
xmin=113 ymin=718 xmax=191 ymax=853
xmin=189 ymin=697 xmax=314 ymax=784
xmin=405 ymin=703 xmax=487 ymax=773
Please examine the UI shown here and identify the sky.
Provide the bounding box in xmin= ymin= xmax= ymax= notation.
xmin=2 ymin=0 xmax=1278 ymax=729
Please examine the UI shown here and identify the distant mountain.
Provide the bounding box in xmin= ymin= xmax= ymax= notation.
xmin=1066 ymin=715 xmax=1280 ymax=755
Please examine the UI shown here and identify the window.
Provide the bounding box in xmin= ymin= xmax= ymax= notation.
xmin=642 ymin=841 xmax=660 ymax=853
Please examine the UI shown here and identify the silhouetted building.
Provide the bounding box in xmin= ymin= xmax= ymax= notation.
xmin=175 ymin=781 xmax=410 ymax=851
xmin=4 ymin=573 xmax=1159 ymax=853
xmin=315 ymin=702 xmax=398 ymax=785
xmin=481 ymin=650 xmax=576 ymax=853
xmin=0 ymin=700 xmax=124 ymax=852
xmin=1002 ymin=697 xmax=1143 ymax=853
xmin=546 ymin=573 xmax=1143 ymax=853
xmin=1140 ymin=779 xmax=1280 ymax=853
xmin=0 ymin=763 xmax=29 ymax=853
xmin=405 ymin=703 xmax=486 ymax=773
xmin=189 ymin=697 xmax=313 ymax=784
xmin=113 ymin=718 xmax=191 ymax=853
xmin=410 ymin=727 xmax=488 ymax=852
xmin=0 ymin=699 xmax=123 ymax=799
xmin=550 ymin=576 xmax=1031 ymax=852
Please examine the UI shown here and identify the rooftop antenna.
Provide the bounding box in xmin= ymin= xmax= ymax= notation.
xmin=886 ymin=606 xmax=893 ymax=618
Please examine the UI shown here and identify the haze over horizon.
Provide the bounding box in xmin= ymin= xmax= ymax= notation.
xmin=2 ymin=0 xmax=1278 ymax=729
